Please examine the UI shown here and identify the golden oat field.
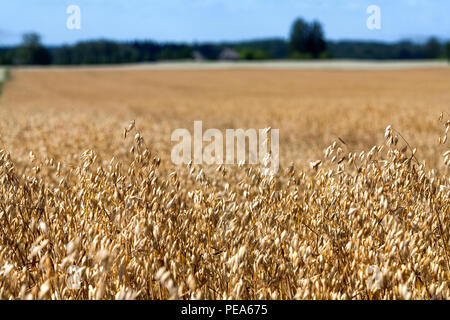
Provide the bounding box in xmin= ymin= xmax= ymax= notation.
xmin=0 ymin=66 xmax=449 ymax=299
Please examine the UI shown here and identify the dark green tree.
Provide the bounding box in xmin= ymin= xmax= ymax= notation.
xmin=306 ymin=20 xmax=326 ymax=58
xmin=238 ymin=48 xmax=269 ymax=60
xmin=289 ymin=18 xmax=310 ymax=57
xmin=289 ymin=18 xmax=326 ymax=59
xmin=15 ymin=33 xmax=51 ymax=65
xmin=424 ymin=37 xmax=441 ymax=59
xmin=446 ymin=41 xmax=450 ymax=61
xmin=53 ymin=45 xmax=73 ymax=65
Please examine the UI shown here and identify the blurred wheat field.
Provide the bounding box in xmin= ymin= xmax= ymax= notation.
xmin=0 ymin=67 xmax=448 ymax=299
xmin=2 ymin=68 xmax=450 ymax=166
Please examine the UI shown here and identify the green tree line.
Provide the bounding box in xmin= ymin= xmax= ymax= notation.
xmin=1 ymin=18 xmax=449 ymax=65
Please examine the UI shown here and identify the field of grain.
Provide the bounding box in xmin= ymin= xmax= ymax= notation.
xmin=0 ymin=67 xmax=448 ymax=299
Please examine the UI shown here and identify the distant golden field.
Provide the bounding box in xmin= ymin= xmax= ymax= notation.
xmin=0 ymin=67 xmax=448 ymax=299
xmin=2 ymin=68 xmax=450 ymax=167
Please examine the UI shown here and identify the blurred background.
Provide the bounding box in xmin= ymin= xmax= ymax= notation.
xmin=0 ymin=1 xmax=449 ymax=170
xmin=0 ymin=0 xmax=449 ymax=65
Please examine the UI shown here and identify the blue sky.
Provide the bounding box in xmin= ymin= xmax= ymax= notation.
xmin=0 ymin=0 xmax=449 ymax=45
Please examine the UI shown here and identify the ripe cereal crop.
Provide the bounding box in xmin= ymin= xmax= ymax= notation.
xmin=0 ymin=68 xmax=448 ymax=299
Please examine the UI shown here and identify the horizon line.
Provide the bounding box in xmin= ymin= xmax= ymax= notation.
xmin=1 ymin=35 xmax=449 ymax=48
